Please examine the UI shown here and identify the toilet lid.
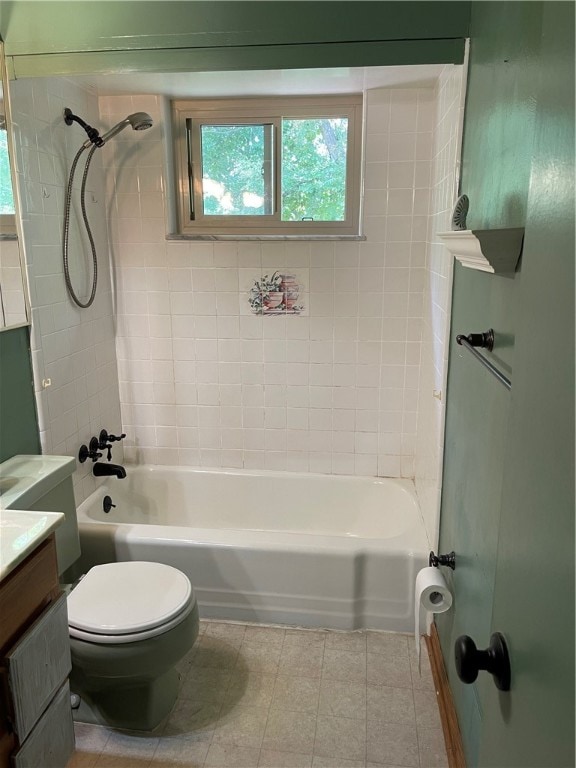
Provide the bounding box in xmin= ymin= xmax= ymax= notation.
xmin=67 ymin=561 xmax=193 ymax=636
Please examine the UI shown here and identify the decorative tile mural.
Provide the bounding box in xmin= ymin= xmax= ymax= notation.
xmin=248 ymin=272 xmax=305 ymax=315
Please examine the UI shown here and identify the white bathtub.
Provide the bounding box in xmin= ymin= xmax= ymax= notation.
xmin=76 ymin=466 xmax=430 ymax=631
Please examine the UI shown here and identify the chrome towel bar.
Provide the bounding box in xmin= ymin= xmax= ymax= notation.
xmin=456 ymin=329 xmax=512 ymax=390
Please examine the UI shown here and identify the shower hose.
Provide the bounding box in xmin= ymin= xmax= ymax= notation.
xmin=62 ymin=143 xmax=99 ymax=308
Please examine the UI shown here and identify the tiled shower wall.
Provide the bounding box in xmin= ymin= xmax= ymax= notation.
xmin=10 ymin=77 xmax=123 ymax=504
xmin=0 ymin=239 xmax=27 ymax=326
xmin=415 ymin=65 xmax=467 ymax=544
xmin=102 ymin=87 xmax=437 ymax=476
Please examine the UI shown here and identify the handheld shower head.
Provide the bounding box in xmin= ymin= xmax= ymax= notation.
xmin=65 ymin=108 xmax=154 ymax=148
xmin=100 ymin=112 xmax=154 ymax=144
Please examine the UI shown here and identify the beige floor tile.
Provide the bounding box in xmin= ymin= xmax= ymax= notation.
xmin=318 ymin=679 xmax=366 ymax=719
xmin=413 ymin=690 xmax=442 ymax=730
xmin=325 ymin=631 xmax=367 ymax=653
xmin=212 ymin=705 xmax=269 ymax=749
xmin=191 ymin=635 xmax=240 ymax=670
xmin=244 ymin=625 xmax=286 ymax=647
xmin=204 ymin=621 xmax=247 ymax=646
xmin=283 ymin=629 xmax=327 ymax=648
xmin=366 ymin=633 xmax=409 ymax=659
xmin=237 ymin=641 xmax=283 ymax=675
xmin=67 ymin=748 xmax=100 ymax=768
xmin=417 ymin=726 xmax=448 ymax=768
xmin=150 ymin=736 xmax=209 ymax=767
xmin=272 ymin=675 xmax=321 ymax=713
xmin=313 ymin=757 xmax=365 ymax=768
xmin=366 ymin=764 xmax=407 ymax=767
xmin=278 ymin=643 xmax=324 ymax=678
xmin=408 ymin=645 xmax=435 ymax=692
xmin=176 ymin=639 xmax=203 ymax=676
xmin=366 ymin=721 xmax=419 ymax=767
xmin=95 ymin=731 xmax=159 ymax=768
xmin=259 ymin=749 xmax=314 ymax=767
xmin=322 ymin=649 xmax=367 ymax=683
xmin=71 ymin=622 xmax=445 ymax=768
xmin=262 ymin=709 xmax=317 ymax=754
xmin=314 ymin=715 xmax=366 ymax=761
xmin=225 ymin=672 xmax=276 ymax=710
xmin=181 ymin=667 xmax=233 ymax=703
xmin=366 ymin=653 xmax=412 ymax=689
xmin=204 ymin=743 xmax=261 ymax=767
xmin=67 ymin=724 xmax=111 ymax=768
xmin=366 ymin=685 xmax=415 ymax=725
xmin=163 ymin=699 xmax=221 ymax=740
xmin=94 ymin=754 xmax=152 ymax=768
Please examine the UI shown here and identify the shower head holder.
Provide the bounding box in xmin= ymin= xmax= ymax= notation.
xmin=64 ymin=108 xmax=104 ymax=147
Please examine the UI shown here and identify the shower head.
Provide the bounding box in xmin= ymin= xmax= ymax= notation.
xmin=99 ymin=112 xmax=154 ymax=144
xmin=65 ymin=108 xmax=154 ymax=148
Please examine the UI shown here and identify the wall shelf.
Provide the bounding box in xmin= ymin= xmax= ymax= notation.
xmin=438 ymin=228 xmax=524 ymax=274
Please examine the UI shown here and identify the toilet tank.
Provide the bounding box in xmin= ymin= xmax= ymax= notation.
xmin=0 ymin=455 xmax=80 ymax=575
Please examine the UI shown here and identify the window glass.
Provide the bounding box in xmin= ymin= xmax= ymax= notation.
xmin=201 ymin=124 xmax=274 ymax=216
xmin=281 ymin=118 xmax=348 ymax=222
xmin=0 ymin=126 xmax=15 ymax=215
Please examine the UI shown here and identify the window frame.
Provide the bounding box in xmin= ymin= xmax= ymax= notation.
xmin=172 ymin=95 xmax=363 ymax=237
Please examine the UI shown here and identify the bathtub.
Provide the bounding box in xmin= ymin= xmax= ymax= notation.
xmin=76 ymin=466 xmax=430 ymax=631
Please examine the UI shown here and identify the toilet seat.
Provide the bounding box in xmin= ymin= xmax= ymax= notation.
xmin=67 ymin=561 xmax=195 ymax=644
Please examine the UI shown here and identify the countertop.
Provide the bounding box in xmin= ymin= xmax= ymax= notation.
xmin=0 ymin=509 xmax=64 ymax=581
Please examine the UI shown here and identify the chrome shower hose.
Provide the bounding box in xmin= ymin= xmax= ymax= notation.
xmin=62 ymin=144 xmax=99 ymax=308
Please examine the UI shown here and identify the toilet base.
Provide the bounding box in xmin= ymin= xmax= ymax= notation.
xmin=69 ymin=601 xmax=198 ymax=731
xmin=70 ymin=666 xmax=180 ymax=732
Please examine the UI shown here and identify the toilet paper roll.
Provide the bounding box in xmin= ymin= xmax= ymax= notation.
xmin=414 ymin=567 xmax=453 ymax=668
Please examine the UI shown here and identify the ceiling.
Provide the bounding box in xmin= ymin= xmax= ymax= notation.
xmin=73 ymin=64 xmax=447 ymax=98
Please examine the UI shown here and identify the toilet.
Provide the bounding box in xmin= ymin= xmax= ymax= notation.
xmin=2 ymin=455 xmax=199 ymax=732
xmin=66 ymin=560 xmax=199 ymax=731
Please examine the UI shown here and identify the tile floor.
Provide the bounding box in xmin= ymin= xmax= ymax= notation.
xmin=67 ymin=620 xmax=448 ymax=768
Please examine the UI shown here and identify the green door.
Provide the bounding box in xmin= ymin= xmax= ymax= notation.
xmin=479 ymin=3 xmax=574 ymax=765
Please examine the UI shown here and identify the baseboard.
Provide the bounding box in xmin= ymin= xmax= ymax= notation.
xmin=426 ymin=623 xmax=466 ymax=768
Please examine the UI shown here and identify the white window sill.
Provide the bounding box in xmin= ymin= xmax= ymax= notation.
xmin=166 ymin=234 xmax=366 ymax=242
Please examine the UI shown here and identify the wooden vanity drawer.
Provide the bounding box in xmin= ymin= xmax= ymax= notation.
xmin=11 ymin=682 xmax=74 ymax=768
xmin=5 ymin=594 xmax=71 ymax=743
xmin=0 ymin=536 xmax=60 ymax=656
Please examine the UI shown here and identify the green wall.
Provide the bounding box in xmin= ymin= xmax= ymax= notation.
xmin=437 ymin=2 xmax=573 ymax=764
xmin=1 ymin=1 xmax=469 ymax=76
xmin=0 ymin=326 xmax=40 ymax=462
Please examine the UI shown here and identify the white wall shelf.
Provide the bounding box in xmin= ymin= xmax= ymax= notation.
xmin=438 ymin=228 xmax=524 ymax=274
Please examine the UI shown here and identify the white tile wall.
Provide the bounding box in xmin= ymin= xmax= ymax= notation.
xmin=102 ymin=87 xmax=440 ymax=476
xmin=10 ymin=77 xmax=123 ymax=505
xmin=414 ymin=65 xmax=467 ymax=545
xmin=0 ymin=239 xmax=27 ymax=326
xmin=9 ymin=71 xmax=464 ymax=498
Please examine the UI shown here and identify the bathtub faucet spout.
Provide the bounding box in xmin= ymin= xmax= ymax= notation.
xmin=93 ymin=462 xmax=127 ymax=479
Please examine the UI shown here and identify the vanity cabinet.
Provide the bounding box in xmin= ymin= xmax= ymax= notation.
xmin=0 ymin=534 xmax=74 ymax=768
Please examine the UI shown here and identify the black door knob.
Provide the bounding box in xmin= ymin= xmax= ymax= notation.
xmin=454 ymin=632 xmax=511 ymax=691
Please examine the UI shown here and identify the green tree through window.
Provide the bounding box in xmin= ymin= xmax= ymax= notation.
xmin=281 ymin=118 xmax=347 ymax=222
xmin=0 ymin=129 xmax=15 ymax=215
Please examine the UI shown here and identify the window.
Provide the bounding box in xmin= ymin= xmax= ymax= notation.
xmin=0 ymin=113 xmax=16 ymax=236
xmin=173 ymin=96 xmax=362 ymax=236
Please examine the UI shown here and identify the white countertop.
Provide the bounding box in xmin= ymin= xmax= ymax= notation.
xmin=0 ymin=509 xmax=64 ymax=580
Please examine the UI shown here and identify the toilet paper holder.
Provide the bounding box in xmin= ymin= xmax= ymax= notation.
xmin=429 ymin=550 xmax=456 ymax=570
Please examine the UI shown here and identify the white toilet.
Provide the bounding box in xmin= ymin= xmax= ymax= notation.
xmin=67 ymin=560 xmax=199 ymax=731
xmin=2 ymin=455 xmax=199 ymax=732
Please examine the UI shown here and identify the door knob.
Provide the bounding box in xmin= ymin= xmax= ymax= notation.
xmin=454 ymin=632 xmax=511 ymax=691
